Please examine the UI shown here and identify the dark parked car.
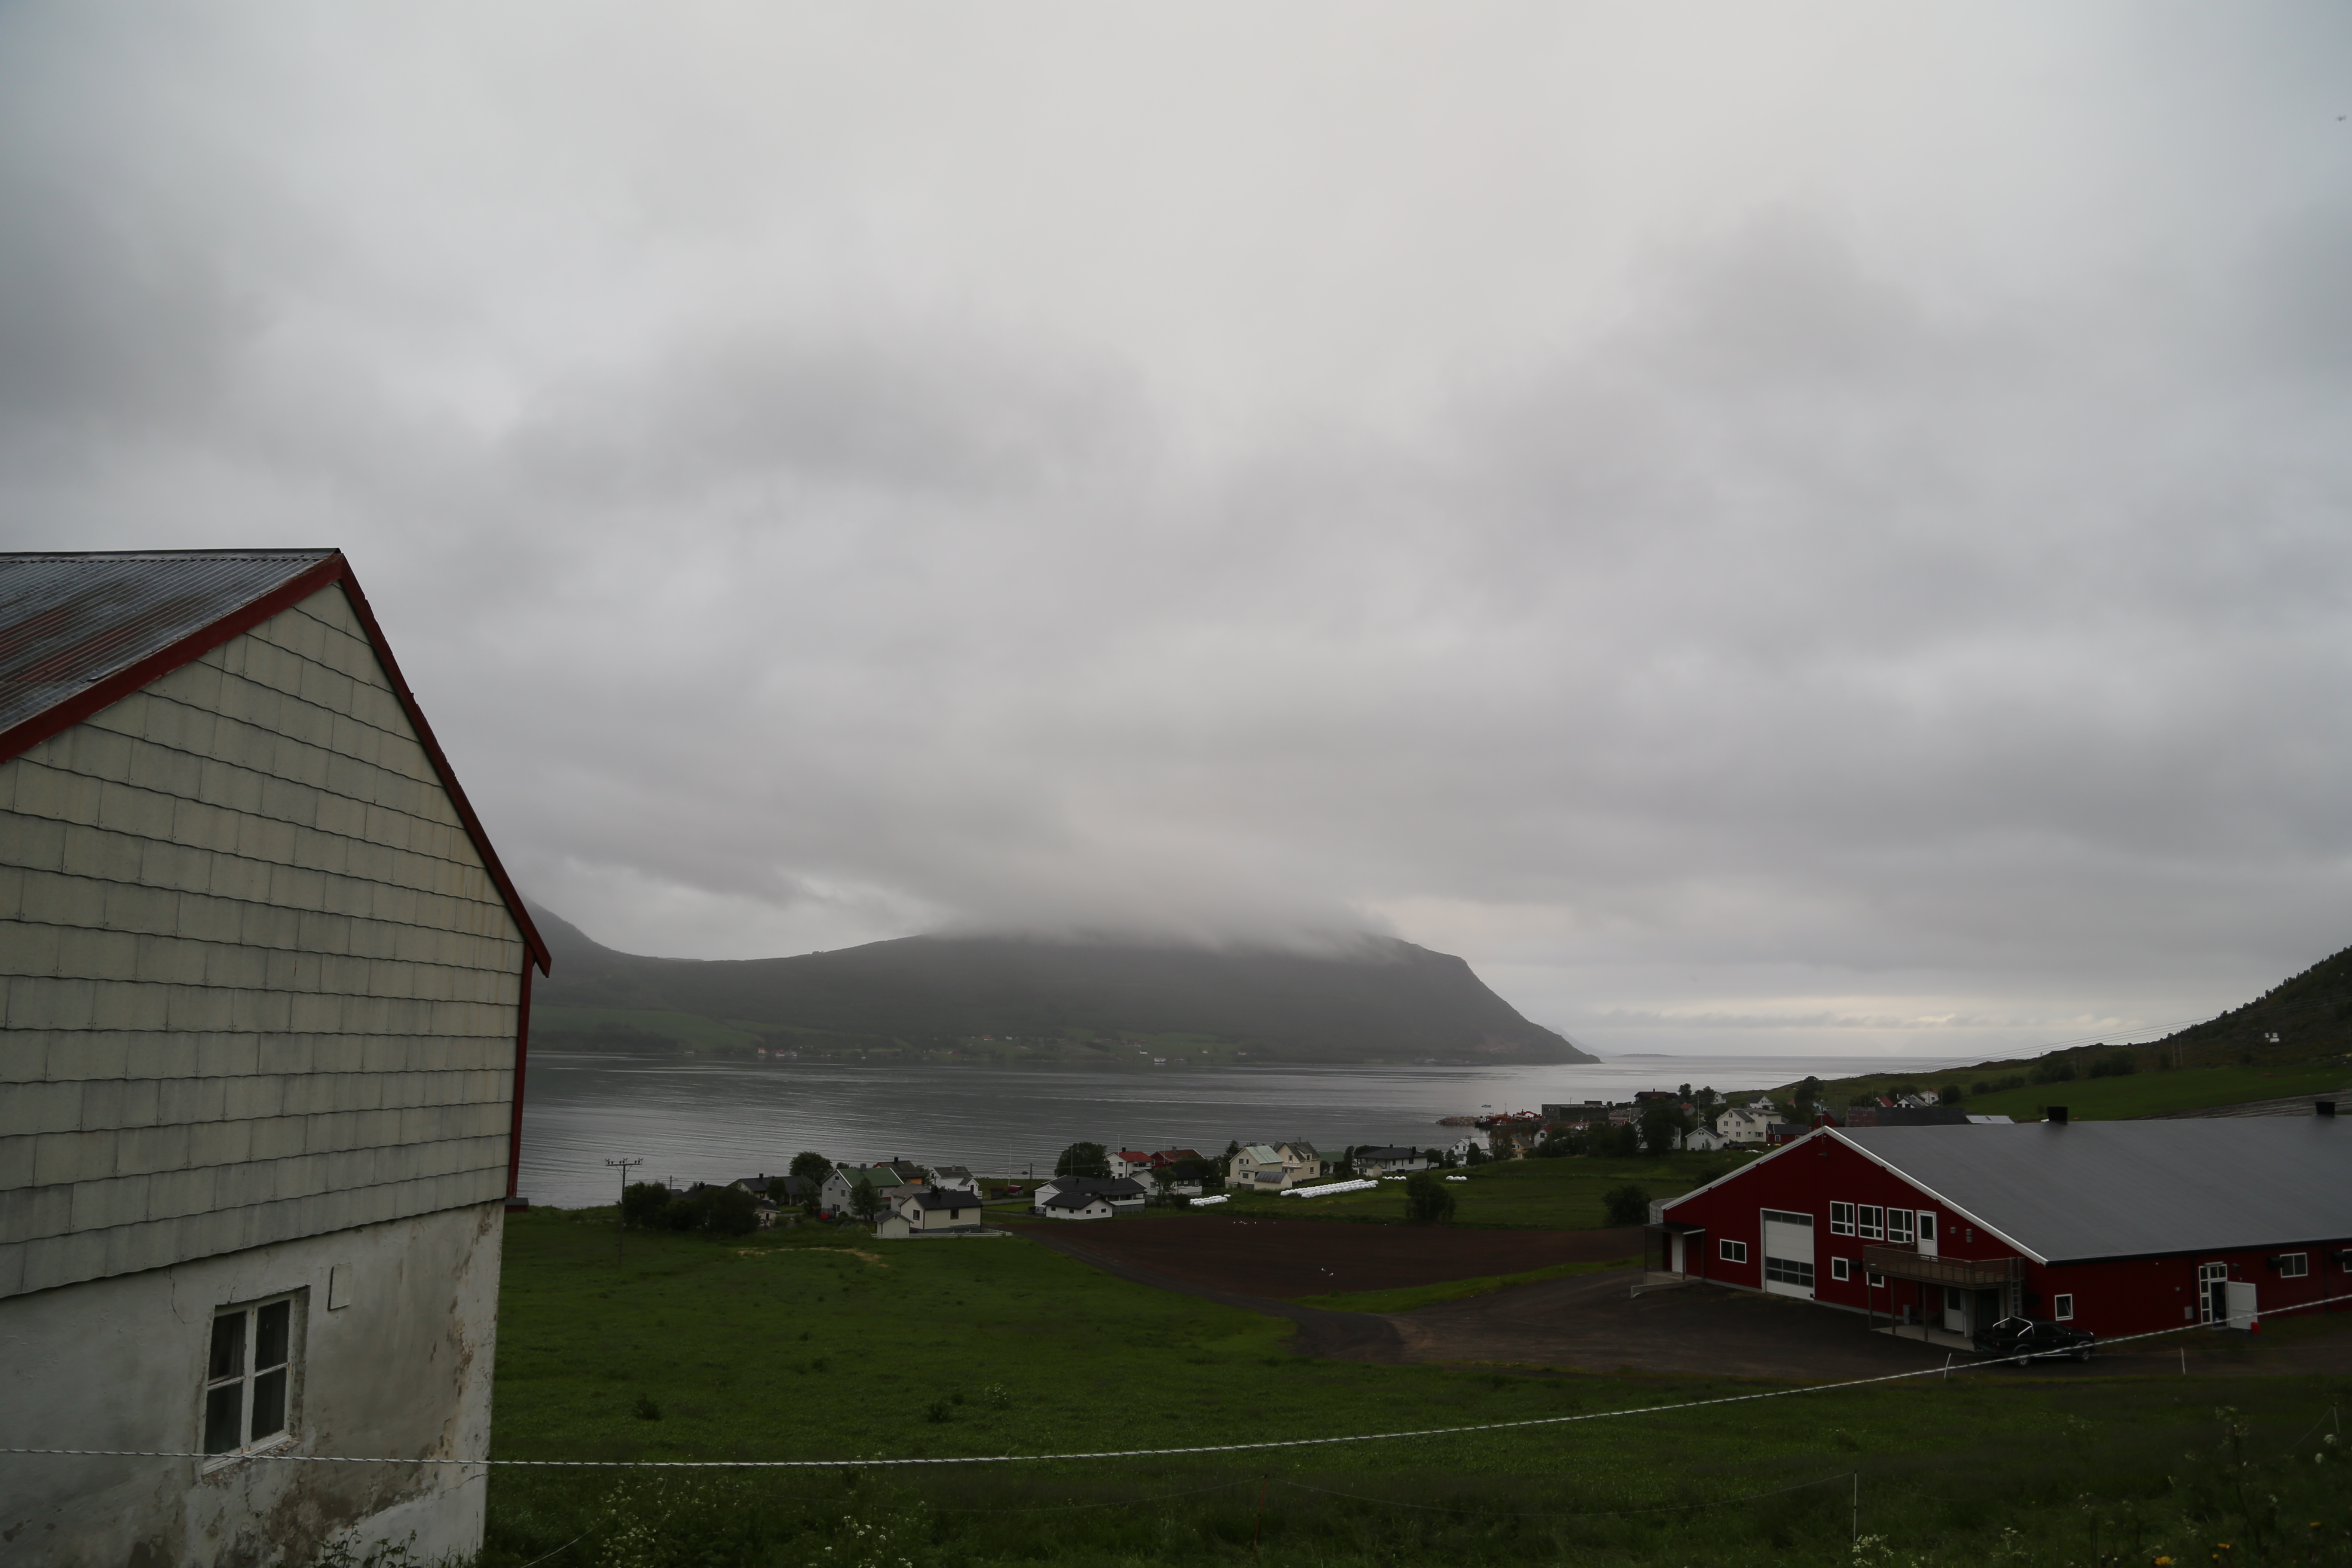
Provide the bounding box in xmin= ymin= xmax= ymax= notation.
xmin=1974 ymin=1315 xmax=2095 ymax=1363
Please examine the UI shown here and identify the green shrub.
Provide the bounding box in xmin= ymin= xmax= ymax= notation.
xmin=1602 ymin=1182 xmax=1651 ymax=1226
xmin=1403 ymin=1171 xmax=1456 ymax=1224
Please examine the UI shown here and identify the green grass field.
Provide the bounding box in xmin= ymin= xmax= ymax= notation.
xmin=479 ymin=1210 xmax=2352 ymax=1567
xmin=1957 ymin=1062 xmax=2352 ymax=1121
xmin=1193 ymin=1151 xmax=1754 ymax=1229
xmin=1752 ymin=1060 xmax=2352 ymax=1122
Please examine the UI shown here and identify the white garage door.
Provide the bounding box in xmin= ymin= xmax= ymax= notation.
xmin=1761 ymin=1209 xmax=1815 ymax=1299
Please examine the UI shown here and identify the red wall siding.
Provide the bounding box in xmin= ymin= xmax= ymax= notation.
xmin=1661 ymin=1130 xmax=2352 ymax=1339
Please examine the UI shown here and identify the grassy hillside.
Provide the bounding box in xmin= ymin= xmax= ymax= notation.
xmin=1761 ymin=942 xmax=2352 ymax=1119
xmin=481 ymin=1210 xmax=2352 ymax=1568
xmin=526 ymin=903 xmax=1592 ymax=1066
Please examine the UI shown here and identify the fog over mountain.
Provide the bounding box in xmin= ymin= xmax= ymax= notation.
xmin=528 ymin=904 xmax=1595 ymax=1066
xmin=3 ymin=7 xmax=2351 ymax=1059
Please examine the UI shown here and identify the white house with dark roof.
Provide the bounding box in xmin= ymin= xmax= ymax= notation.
xmin=0 ymin=551 xmax=548 ymax=1565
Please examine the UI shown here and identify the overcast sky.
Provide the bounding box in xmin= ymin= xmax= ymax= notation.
xmin=4 ymin=5 xmax=2350 ymax=1060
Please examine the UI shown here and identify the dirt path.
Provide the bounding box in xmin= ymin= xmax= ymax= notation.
xmin=1017 ymin=1225 xmax=2352 ymax=1381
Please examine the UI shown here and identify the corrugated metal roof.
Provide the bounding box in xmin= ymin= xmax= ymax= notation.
xmin=1837 ymin=1119 xmax=2352 ymax=1263
xmin=0 ymin=549 xmax=337 ymax=737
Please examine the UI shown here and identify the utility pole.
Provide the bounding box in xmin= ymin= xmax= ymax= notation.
xmin=606 ymin=1158 xmax=643 ymax=1265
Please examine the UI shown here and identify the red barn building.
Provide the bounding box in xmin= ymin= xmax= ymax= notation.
xmin=1655 ymin=1114 xmax=2350 ymax=1341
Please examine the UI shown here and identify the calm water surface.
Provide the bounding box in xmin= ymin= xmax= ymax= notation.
xmin=516 ymin=1051 xmax=1976 ymax=1208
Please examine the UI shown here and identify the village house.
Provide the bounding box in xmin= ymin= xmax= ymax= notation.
xmin=820 ymin=1164 xmax=900 ymax=1216
xmin=1653 ymin=1112 xmax=2352 ymax=1344
xmin=1353 ymin=1145 xmax=1436 ymax=1176
xmin=0 ymin=550 xmax=549 ymax=1565
xmin=1038 ymin=1189 xmax=1116 ymax=1221
xmin=923 ymin=1164 xmax=978 ymax=1194
xmin=898 ymin=1188 xmax=986 ymax=1233
xmin=1713 ymin=1105 xmax=1779 ymax=1146
xmin=1108 ymin=1149 xmax=1154 ymax=1179
xmin=1228 ymin=1141 xmax=1321 ymax=1190
xmin=1032 ymin=1174 xmax=1146 ymax=1212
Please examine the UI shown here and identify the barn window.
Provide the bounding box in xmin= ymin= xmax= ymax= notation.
xmin=2052 ymin=1294 xmax=2074 ymax=1321
xmin=1858 ymin=1206 xmax=1884 ymax=1240
xmin=1720 ymin=1239 xmax=1749 ymax=1263
xmin=203 ymin=1294 xmax=300 ymax=1460
xmin=1887 ymin=1209 xmax=1914 ymax=1246
xmin=1831 ymin=1256 xmax=1852 ymax=1282
xmin=1829 ymin=1202 xmax=1855 ymax=1236
xmin=1764 ymin=1257 xmax=1815 ymax=1288
xmin=2278 ymin=1253 xmax=2308 ymax=1278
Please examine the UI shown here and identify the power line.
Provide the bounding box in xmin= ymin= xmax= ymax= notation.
xmin=11 ymin=1288 xmax=2349 ymax=1472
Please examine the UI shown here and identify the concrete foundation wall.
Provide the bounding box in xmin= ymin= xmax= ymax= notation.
xmin=0 ymin=584 xmax=527 ymax=1299
xmin=0 ymin=1200 xmax=503 ymax=1567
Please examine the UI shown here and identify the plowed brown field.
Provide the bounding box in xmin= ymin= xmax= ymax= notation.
xmin=999 ymin=1213 xmax=1642 ymax=1298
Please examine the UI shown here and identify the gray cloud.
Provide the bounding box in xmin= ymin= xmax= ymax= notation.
xmin=3 ymin=4 xmax=2351 ymax=1057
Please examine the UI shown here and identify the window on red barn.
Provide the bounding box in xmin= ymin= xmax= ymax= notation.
xmin=1888 ymin=1210 xmax=1914 ymax=1246
xmin=1858 ymin=1206 xmax=1884 ymax=1240
xmin=2053 ymin=1294 xmax=2074 ymax=1320
xmin=1830 ymin=1202 xmax=1855 ymax=1236
xmin=1720 ymin=1239 xmax=1749 ymax=1264
xmin=1831 ymin=1257 xmax=1851 ymax=1282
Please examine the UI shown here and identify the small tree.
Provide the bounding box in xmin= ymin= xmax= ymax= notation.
xmin=1463 ymin=1143 xmax=1491 ymax=1167
xmin=849 ymin=1178 xmax=886 ymax=1226
xmin=622 ymin=1181 xmax=671 ymax=1229
xmin=1938 ymin=1083 xmax=1966 ymax=1106
xmin=789 ymin=1151 xmax=833 ymax=1185
xmin=700 ymin=1185 xmax=760 ymax=1237
xmin=1602 ymin=1182 xmax=1651 ymax=1226
xmin=1589 ymin=1122 xmax=1642 ymax=1159
xmin=1638 ymin=1101 xmax=1691 ymax=1157
xmin=1055 ymin=1142 xmax=1110 ymax=1179
xmin=1403 ymin=1171 xmax=1455 ymax=1224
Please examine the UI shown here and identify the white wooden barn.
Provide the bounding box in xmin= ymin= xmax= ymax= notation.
xmin=0 ymin=550 xmax=549 ymax=1564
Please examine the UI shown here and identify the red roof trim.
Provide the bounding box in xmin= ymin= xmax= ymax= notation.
xmin=0 ymin=551 xmax=550 ymax=975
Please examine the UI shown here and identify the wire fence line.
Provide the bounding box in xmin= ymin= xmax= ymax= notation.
xmin=8 ymin=1289 xmax=2349 ymax=1473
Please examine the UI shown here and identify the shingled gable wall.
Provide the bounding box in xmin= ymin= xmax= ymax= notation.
xmin=0 ymin=579 xmax=527 ymax=1298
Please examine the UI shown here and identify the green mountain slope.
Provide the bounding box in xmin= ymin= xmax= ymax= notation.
xmin=525 ymin=905 xmax=1593 ymax=1066
xmin=1767 ymin=942 xmax=2352 ymax=1117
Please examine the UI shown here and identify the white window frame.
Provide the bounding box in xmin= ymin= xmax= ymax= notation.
xmin=1857 ymin=1205 xmax=1884 ymax=1241
xmin=1829 ymin=1201 xmax=1855 ymax=1237
xmin=1887 ymin=1209 xmax=1914 ymax=1246
xmin=1830 ymin=1256 xmax=1852 ymax=1282
xmin=202 ymin=1292 xmax=302 ymax=1467
xmin=2052 ymin=1293 xmax=2074 ymax=1321
xmin=1719 ymin=1239 xmax=1749 ymax=1264
xmin=2278 ymin=1253 xmax=2308 ymax=1278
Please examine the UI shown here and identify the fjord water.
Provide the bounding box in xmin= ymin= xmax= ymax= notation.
xmin=515 ymin=1051 xmax=1968 ymax=1208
